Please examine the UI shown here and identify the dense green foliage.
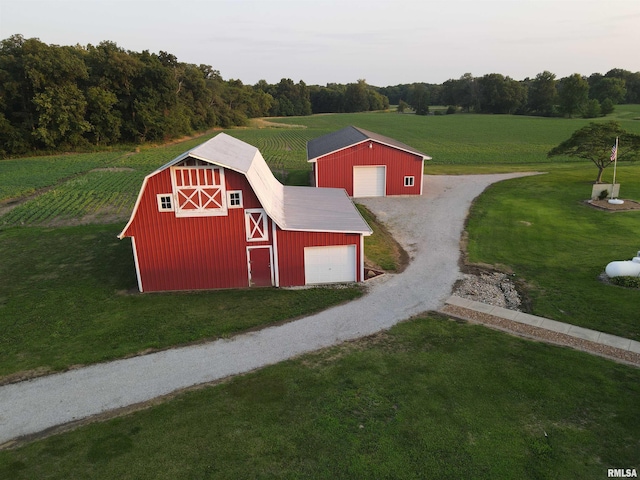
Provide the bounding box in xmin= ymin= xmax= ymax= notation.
xmin=3 ymin=34 xmax=639 ymax=157
xmin=610 ymin=276 xmax=640 ymax=289
xmin=0 ymin=35 xmax=279 ymax=155
xmin=381 ymin=69 xmax=640 ymax=117
xmin=0 ymin=35 xmax=389 ymax=156
xmin=308 ymin=79 xmax=389 ymax=114
xmin=1 ymin=315 xmax=638 ymax=478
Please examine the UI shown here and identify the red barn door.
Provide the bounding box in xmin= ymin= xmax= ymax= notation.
xmin=247 ymin=247 xmax=273 ymax=287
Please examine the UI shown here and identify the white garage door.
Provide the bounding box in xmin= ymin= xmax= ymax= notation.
xmin=304 ymin=245 xmax=356 ymax=285
xmin=353 ymin=166 xmax=385 ymax=197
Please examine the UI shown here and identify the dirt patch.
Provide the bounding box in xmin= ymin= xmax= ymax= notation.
xmin=249 ymin=118 xmax=308 ymax=129
xmin=90 ymin=167 xmax=135 ymax=173
xmin=585 ymin=199 xmax=640 ymax=211
xmin=42 ymin=212 xmax=131 ymax=228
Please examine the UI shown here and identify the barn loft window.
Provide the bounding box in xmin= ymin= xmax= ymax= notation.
xmin=171 ymin=166 xmax=228 ymax=217
xmin=245 ymin=209 xmax=268 ymax=242
xmin=404 ymin=176 xmax=415 ymax=187
xmin=228 ymin=191 xmax=243 ymax=208
xmin=157 ymin=194 xmax=174 ymax=212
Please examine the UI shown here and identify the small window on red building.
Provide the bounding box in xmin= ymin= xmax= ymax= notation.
xmin=404 ymin=176 xmax=415 ymax=187
xmin=157 ymin=194 xmax=174 ymax=211
xmin=228 ymin=191 xmax=243 ymax=208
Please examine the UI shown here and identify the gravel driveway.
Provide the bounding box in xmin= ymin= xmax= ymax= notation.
xmin=0 ymin=173 xmax=536 ymax=445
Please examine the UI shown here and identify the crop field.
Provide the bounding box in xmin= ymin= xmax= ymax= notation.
xmin=0 ymin=135 xmax=219 ymax=229
xmin=226 ymin=127 xmax=324 ymax=172
xmin=3 ymin=107 xmax=640 ymax=229
xmin=0 ymin=151 xmax=126 ymax=201
xmin=269 ymin=105 xmax=640 ymax=165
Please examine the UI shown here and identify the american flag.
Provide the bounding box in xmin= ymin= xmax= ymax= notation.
xmin=610 ymin=143 xmax=617 ymax=161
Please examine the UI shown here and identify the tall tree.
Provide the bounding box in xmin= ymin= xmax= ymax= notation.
xmin=558 ymin=74 xmax=589 ymax=117
xmin=548 ymin=121 xmax=640 ymax=183
xmin=527 ymin=71 xmax=557 ymax=116
xmin=477 ymin=74 xmax=526 ymax=114
xmin=344 ymin=79 xmax=370 ymax=112
xmin=588 ymin=74 xmax=626 ymax=105
xmin=605 ymin=68 xmax=640 ymax=103
xmin=409 ymin=83 xmax=430 ymax=115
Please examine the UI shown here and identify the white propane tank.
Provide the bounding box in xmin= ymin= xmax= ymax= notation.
xmin=606 ymin=251 xmax=640 ymax=277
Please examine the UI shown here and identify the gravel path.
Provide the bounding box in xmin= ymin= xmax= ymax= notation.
xmin=0 ymin=173 xmax=537 ymax=446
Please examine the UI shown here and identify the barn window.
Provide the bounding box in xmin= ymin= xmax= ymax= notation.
xmin=245 ymin=209 xmax=268 ymax=242
xmin=404 ymin=176 xmax=415 ymax=187
xmin=228 ymin=191 xmax=243 ymax=208
xmin=157 ymin=194 xmax=174 ymax=212
xmin=171 ymin=166 xmax=228 ymax=217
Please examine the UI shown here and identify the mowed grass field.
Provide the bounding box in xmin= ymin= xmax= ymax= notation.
xmin=2 ymin=315 xmax=639 ymax=479
xmin=1 ymin=107 xmax=640 ymax=476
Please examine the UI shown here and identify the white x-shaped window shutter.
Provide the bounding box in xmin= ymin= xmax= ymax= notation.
xmin=245 ymin=209 xmax=268 ymax=241
xmin=171 ymin=166 xmax=227 ymax=217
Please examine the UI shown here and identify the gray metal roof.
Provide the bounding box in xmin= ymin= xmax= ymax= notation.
xmin=121 ymin=133 xmax=371 ymax=237
xmin=307 ymin=126 xmax=430 ymax=161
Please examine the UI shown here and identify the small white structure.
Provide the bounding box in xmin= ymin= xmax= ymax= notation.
xmin=606 ymin=251 xmax=640 ymax=277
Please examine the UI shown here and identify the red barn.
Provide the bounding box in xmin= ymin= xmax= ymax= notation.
xmin=119 ymin=133 xmax=372 ymax=292
xmin=307 ymin=126 xmax=430 ymax=197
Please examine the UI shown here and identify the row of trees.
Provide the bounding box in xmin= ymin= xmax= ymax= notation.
xmin=0 ymin=35 xmax=274 ymax=155
xmin=381 ymin=69 xmax=639 ymax=117
xmin=1 ymin=34 xmax=639 ymax=156
xmin=0 ymin=35 xmax=390 ymax=156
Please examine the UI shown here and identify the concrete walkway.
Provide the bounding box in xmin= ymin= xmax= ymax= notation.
xmin=2 ymin=172 xmax=634 ymax=446
xmin=441 ymin=295 xmax=640 ymax=365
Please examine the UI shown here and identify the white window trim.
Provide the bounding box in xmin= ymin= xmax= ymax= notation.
xmin=245 ymin=208 xmax=269 ymax=242
xmin=404 ymin=176 xmax=415 ymax=187
xmin=171 ymin=165 xmax=228 ymax=218
xmin=228 ymin=190 xmax=243 ymax=208
xmin=157 ymin=193 xmax=174 ymax=212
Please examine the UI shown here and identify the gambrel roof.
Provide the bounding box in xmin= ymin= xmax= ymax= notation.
xmin=307 ymin=126 xmax=431 ymax=162
xmin=120 ymin=133 xmax=372 ymax=237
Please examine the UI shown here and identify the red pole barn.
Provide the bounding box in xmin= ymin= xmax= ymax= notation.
xmin=307 ymin=126 xmax=431 ymax=197
xmin=119 ymin=133 xmax=372 ymax=292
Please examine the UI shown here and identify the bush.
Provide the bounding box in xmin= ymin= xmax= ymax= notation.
xmin=598 ymin=189 xmax=609 ymax=200
xmin=610 ymin=276 xmax=640 ymax=289
xmin=446 ymin=105 xmax=457 ymax=114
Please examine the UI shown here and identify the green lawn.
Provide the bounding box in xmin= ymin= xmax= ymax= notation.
xmin=1 ymin=314 xmax=638 ymax=479
xmin=465 ymin=164 xmax=640 ymax=340
xmin=0 ymin=224 xmax=362 ymax=379
xmin=357 ymin=204 xmax=407 ymax=272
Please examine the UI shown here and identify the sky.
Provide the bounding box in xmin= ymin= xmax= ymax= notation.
xmin=1 ymin=0 xmax=639 ymax=87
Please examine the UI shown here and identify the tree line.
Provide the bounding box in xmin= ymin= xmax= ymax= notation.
xmin=1 ymin=34 xmax=639 ymax=157
xmin=381 ymin=70 xmax=639 ymax=117
xmin=0 ymin=35 xmax=389 ymax=156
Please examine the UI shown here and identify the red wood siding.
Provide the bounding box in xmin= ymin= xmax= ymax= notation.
xmin=315 ymin=141 xmax=423 ymax=196
xmin=124 ymin=168 xmax=271 ymax=292
xmin=276 ymin=229 xmax=362 ymax=287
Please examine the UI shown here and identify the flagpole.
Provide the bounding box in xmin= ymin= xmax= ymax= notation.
xmin=611 ymin=136 xmax=618 ymax=198
xmin=609 ymin=136 xmax=624 ymax=204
